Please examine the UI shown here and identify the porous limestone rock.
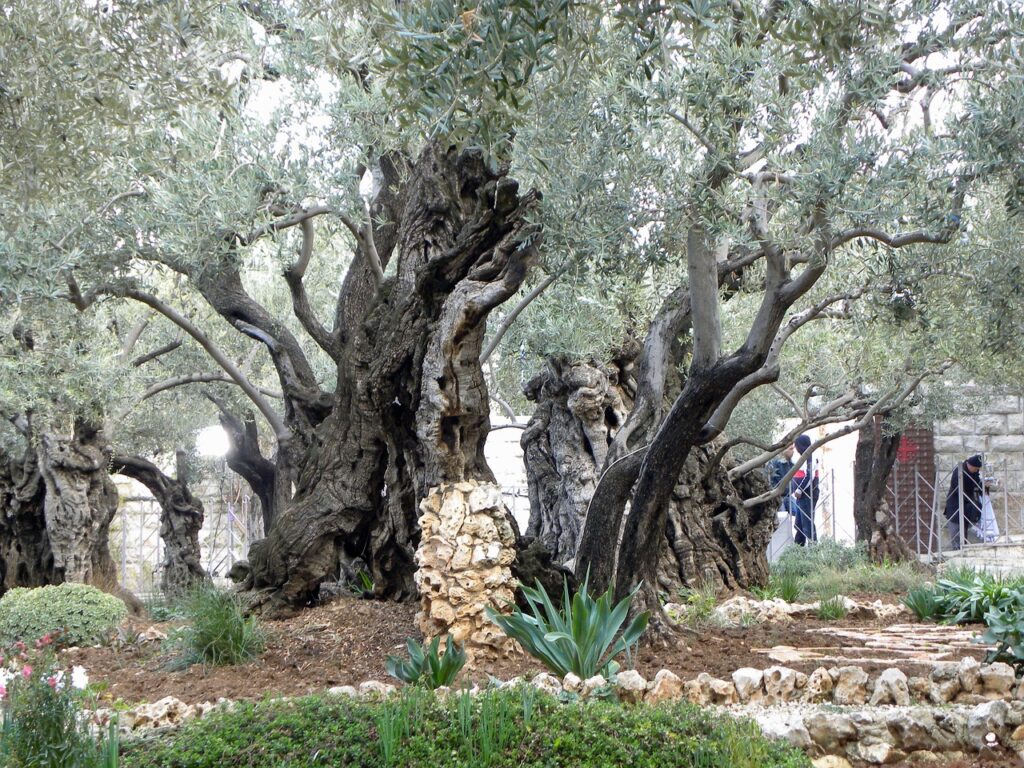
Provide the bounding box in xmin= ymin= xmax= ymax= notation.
xmin=732 ymin=667 xmax=764 ymax=703
xmin=615 ymin=670 xmax=647 ymax=704
xmin=581 ymin=674 xmax=608 ymax=699
xmin=966 ymin=700 xmax=1009 ymax=750
xmin=359 ymin=680 xmax=396 ymax=697
xmin=562 ymin=672 xmax=583 ymax=694
xmin=125 ymin=697 xmax=196 ymax=731
xmin=870 ymin=668 xmax=911 ymax=707
xmin=530 ymin=672 xmax=562 ymax=696
xmin=980 ymin=662 xmax=1016 ymax=698
xmin=763 ymin=666 xmax=801 ymax=705
xmin=805 ymin=711 xmax=857 ymax=752
xmin=415 ymin=482 xmax=518 ymax=662
xmin=833 ymin=666 xmax=869 ymax=705
xmin=686 ymin=673 xmax=737 ymax=706
xmin=849 ymin=741 xmax=905 ymax=765
xmin=957 ymin=657 xmax=981 ymax=694
xmin=812 ymin=758 xmax=854 ymax=768
xmin=805 ymin=667 xmax=834 ymax=703
xmin=327 ymin=685 xmax=358 ymax=697
xmin=646 ymin=669 xmax=684 ymax=704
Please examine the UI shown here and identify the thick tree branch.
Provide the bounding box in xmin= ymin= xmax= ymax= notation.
xmin=283 ymin=217 xmax=338 ymax=359
xmin=140 ymin=372 xmax=283 ymax=402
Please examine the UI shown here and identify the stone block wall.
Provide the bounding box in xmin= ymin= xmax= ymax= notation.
xmin=934 ymin=391 xmax=1024 ymax=537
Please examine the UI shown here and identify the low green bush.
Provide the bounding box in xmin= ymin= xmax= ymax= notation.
xmin=0 ymin=584 xmax=126 ymax=648
xmin=120 ymin=690 xmax=811 ymax=768
xmin=816 ymin=593 xmax=848 ymax=621
xmin=487 ymin=578 xmax=648 ymax=679
xmin=797 ymin=559 xmax=927 ymax=601
xmin=770 ymin=572 xmax=802 ymax=603
xmin=978 ymin=591 xmax=1024 ymax=674
xmin=170 ymin=587 xmax=265 ymax=667
xmin=674 ymin=584 xmax=718 ymax=628
xmin=774 ymin=541 xmax=869 ymax=579
xmin=386 ymin=636 xmax=466 ymax=689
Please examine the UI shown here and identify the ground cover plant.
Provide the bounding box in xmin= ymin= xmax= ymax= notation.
xmin=119 ymin=689 xmax=811 ymax=768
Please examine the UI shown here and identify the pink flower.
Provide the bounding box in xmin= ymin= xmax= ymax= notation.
xmin=47 ymin=676 xmax=58 ymax=690
xmin=21 ymin=665 xmax=32 ymax=679
xmin=0 ymin=684 xmax=6 ymax=699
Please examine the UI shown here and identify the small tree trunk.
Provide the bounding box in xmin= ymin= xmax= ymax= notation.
xmin=854 ymin=418 xmax=909 ymax=563
xmin=112 ymin=451 xmax=207 ymax=596
xmin=35 ymin=421 xmax=141 ymax=611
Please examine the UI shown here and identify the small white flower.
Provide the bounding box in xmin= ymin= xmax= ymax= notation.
xmin=71 ymin=666 xmax=89 ymax=690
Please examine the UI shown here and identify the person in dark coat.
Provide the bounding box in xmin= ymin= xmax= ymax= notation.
xmin=789 ymin=434 xmax=819 ymax=546
xmin=944 ymin=454 xmax=984 ymax=550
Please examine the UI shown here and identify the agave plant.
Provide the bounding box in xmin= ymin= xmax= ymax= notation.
xmin=386 ymin=636 xmax=466 ymax=689
xmin=902 ymin=584 xmax=939 ymax=622
xmin=486 ymin=577 xmax=649 ymax=679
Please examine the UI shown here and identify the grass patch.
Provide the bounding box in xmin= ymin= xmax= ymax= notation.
xmin=120 ymin=689 xmax=811 ymax=768
xmin=167 ymin=586 xmax=265 ymax=667
xmin=816 ymin=593 xmax=849 ymax=621
xmin=674 ymin=584 xmax=718 ymax=629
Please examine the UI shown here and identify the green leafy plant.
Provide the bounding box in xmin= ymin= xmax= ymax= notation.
xmin=0 ymin=584 xmax=126 ymax=648
xmin=816 ymin=593 xmax=848 ymax=621
xmin=172 ymin=586 xmax=265 ymax=667
xmin=977 ymin=591 xmax=1024 ymax=674
xmin=675 ymin=584 xmax=717 ymax=629
xmin=385 ymin=636 xmax=466 ymax=689
xmin=0 ymin=638 xmax=119 ymax=768
xmin=903 ymin=584 xmax=940 ymax=621
xmin=934 ymin=574 xmax=1020 ymax=624
xmin=350 ymin=570 xmax=375 ymax=599
xmin=486 ymin=577 xmax=649 ymax=679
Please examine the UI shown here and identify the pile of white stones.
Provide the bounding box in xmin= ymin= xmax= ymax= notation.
xmin=663 ymin=595 xmax=907 ymax=626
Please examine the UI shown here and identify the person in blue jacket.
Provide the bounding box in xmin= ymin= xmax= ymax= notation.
xmin=789 ymin=434 xmax=819 ymax=546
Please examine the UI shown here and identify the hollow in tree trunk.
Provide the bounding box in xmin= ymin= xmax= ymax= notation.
xmin=0 ymin=443 xmax=51 ymax=594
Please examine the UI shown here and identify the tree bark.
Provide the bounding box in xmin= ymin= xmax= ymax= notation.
xmin=0 ymin=443 xmax=51 ymax=594
xmin=34 ymin=421 xmax=141 ymax=611
xmin=521 ymin=354 xmax=773 ymax=601
xmin=245 ymin=145 xmax=541 ymax=614
xmin=111 ymin=451 xmax=207 ymax=595
xmin=853 ymin=418 xmax=910 ymax=563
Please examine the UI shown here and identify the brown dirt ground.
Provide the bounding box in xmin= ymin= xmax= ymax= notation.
xmin=63 ymin=595 xmax=986 ymax=708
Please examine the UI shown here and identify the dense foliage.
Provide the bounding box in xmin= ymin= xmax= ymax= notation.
xmin=168 ymin=587 xmax=265 ymax=667
xmin=0 ymin=585 xmax=126 ymax=648
xmin=120 ymin=689 xmax=810 ymax=768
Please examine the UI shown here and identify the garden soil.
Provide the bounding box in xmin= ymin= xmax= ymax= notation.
xmin=63 ymin=594 xmax=985 ymax=707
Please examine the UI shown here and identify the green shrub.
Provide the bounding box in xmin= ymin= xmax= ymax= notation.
xmin=903 ymin=584 xmax=940 ymax=621
xmin=0 ymin=584 xmax=126 ymax=648
xmin=386 ymin=636 xmax=466 ymax=689
xmin=172 ymin=587 xmax=265 ymax=667
xmin=486 ymin=577 xmax=648 ymax=679
xmin=933 ymin=574 xmax=1020 ymax=624
xmin=120 ymin=690 xmax=812 ymax=768
xmin=774 ymin=541 xmax=868 ymax=579
xmin=816 ymin=593 xmax=848 ymax=620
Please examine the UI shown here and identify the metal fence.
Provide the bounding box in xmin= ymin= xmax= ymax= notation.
xmin=109 ymin=475 xmax=262 ymax=597
xmin=887 ymin=458 xmax=1024 ymax=558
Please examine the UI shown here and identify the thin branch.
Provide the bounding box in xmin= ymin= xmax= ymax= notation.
xmin=236 ymin=205 xmax=332 ymax=247
xmin=480 ymin=270 xmax=562 ymax=364
xmin=770 ymin=383 xmax=803 ymax=419
xmin=339 ymin=207 xmax=385 ymax=291
xmin=121 ymin=287 xmax=290 ymax=441
xmin=119 ymin=314 xmax=152 ymax=361
xmin=667 ymin=109 xmax=717 ymax=155
xmin=140 ymin=372 xmax=283 ymax=402
xmin=131 ymin=339 xmax=183 ymax=368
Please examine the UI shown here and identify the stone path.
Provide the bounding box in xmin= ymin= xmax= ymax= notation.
xmin=756 ymin=622 xmax=989 ymax=667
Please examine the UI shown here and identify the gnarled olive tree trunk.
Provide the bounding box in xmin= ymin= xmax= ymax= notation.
xmin=244 ymin=146 xmax=540 ymax=614
xmin=112 ymin=451 xmax=207 ymax=595
xmin=0 ymin=443 xmax=50 ymax=594
xmin=854 ymin=417 xmax=911 ymax=563
xmin=521 ymin=355 xmax=774 ymax=598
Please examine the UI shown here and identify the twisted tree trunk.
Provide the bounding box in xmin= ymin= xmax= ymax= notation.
xmin=521 ymin=355 xmax=774 ymax=600
xmin=245 ymin=146 xmax=541 ymax=614
xmin=112 ymin=451 xmax=207 ymax=595
xmin=854 ymin=418 xmax=910 ymax=563
xmin=0 ymin=443 xmax=50 ymax=594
